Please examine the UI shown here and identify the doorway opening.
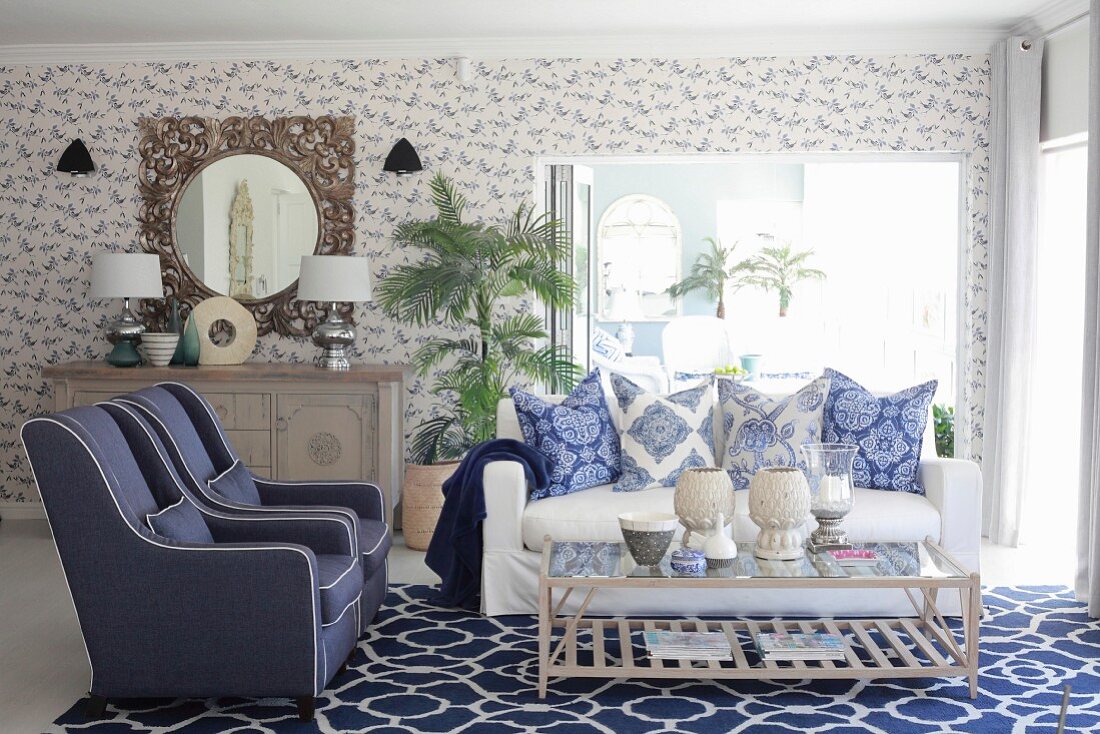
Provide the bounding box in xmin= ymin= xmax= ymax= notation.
xmin=539 ymin=154 xmax=965 ymax=428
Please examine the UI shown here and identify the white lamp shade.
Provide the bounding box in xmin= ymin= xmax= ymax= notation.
xmin=90 ymin=252 xmax=163 ymax=299
xmin=297 ymin=255 xmax=373 ymax=303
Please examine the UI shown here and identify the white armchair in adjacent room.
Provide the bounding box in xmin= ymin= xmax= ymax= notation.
xmin=661 ymin=315 xmax=733 ymax=388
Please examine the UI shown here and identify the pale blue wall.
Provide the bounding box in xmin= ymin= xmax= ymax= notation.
xmin=590 ymin=162 xmax=804 ymax=356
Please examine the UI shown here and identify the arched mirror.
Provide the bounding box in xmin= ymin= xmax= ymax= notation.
xmin=138 ymin=115 xmax=356 ymax=337
xmin=596 ymin=194 xmax=682 ymax=321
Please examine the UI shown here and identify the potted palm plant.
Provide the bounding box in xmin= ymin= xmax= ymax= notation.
xmin=740 ymin=241 xmax=826 ymax=317
xmin=378 ymin=174 xmax=579 ymax=547
xmin=666 ymin=237 xmax=753 ymax=319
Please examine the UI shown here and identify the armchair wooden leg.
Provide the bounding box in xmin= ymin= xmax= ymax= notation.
xmin=296 ymin=696 xmax=316 ymax=722
xmin=85 ymin=694 xmax=108 ymax=719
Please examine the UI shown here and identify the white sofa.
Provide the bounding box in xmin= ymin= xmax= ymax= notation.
xmin=481 ymin=393 xmax=982 ymax=618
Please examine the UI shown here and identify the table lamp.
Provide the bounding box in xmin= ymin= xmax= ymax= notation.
xmin=90 ymin=252 xmax=163 ymax=367
xmin=297 ymin=255 xmax=373 ymax=371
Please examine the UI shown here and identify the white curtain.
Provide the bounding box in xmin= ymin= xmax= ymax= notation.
xmin=982 ymin=36 xmax=1044 ymax=546
xmin=1077 ymin=0 xmax=1100 ymax=618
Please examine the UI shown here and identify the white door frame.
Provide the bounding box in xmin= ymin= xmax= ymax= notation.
xmin=533 ymin=151 xmax=970 ymax=433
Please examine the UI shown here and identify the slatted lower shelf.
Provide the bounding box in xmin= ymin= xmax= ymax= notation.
xmin=545 ymin=617 xmax=970 ymax=681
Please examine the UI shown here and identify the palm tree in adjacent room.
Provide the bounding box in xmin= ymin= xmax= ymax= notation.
xmin=666 ymin=237 xmax=753 ymax=319
xmin=741 ymin=242 xmax=826 ymax=317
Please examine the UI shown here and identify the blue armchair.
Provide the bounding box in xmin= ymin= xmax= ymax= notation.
xmin=114 ymin=382 xmax=391 ymax=632
xmin=21 ymin=405 xmax=359 ymax=722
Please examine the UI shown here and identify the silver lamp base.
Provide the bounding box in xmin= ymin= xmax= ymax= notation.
xmin=105 ymin=298 xmax=146 ymax=345
xmin=312 ymin=303 xmax=355 ymax=371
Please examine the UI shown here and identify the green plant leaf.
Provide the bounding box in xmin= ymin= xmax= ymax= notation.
xmin=428 ymin=172 xmax=467 ymax=225
xmin=381 ymin=174 xmax=580 ymax=454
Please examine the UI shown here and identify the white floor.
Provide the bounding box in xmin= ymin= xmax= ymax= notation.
xmin=0 ymin=518 xmax=1077 ymax=732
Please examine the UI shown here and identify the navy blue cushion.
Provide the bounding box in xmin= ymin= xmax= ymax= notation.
xmin=510 ymin=369 xmax=621 ymax=500
xmin=316 ymin=554 xmax=361 ymax=627
xmin=208 ymin=460 xmax=261 ymax=505
xmin=146 ymin=498 xmax=213 ymax=544
xmin=357 ymin=520 xmax=392 ymax=578
xmin=823 ymin=368 xmax=937 ymax=494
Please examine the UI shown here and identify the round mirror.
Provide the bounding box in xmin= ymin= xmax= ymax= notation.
xmin=174 ymin=153 xmax=320 ymax=300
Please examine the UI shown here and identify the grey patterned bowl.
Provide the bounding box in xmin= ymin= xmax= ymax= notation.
xmin=619 ymin=512 xmax=678 ymax=566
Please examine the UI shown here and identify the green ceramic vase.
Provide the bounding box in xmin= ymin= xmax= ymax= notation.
xmin=168 ymin=298 xmax=185 ymax=365
xmin=181 ymin=316 xmax=200 ymax=366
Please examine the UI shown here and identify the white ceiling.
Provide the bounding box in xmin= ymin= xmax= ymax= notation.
xmin=0 ymin=0 xmax=1085 ymax=62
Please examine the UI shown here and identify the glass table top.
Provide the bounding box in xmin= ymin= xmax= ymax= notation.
xmin=546 ymin=541 xmax=967 ymax=581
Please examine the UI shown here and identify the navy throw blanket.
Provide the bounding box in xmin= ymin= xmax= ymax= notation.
xmin=426 ymin=438 xmax=551 ymax=610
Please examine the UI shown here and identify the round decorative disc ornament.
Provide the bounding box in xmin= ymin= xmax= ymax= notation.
xmin=189 ymin=296 xmax=258 ymax=365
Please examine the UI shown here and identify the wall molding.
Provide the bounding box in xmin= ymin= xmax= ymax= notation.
xmin=0 ymin=28 xmax=1009 ymax=65
xmin=0 ymin=502 xmax=45 ymax=520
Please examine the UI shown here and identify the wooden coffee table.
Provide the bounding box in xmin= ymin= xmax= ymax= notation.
xmin=537 ymin=535 xmax=980 ymax=698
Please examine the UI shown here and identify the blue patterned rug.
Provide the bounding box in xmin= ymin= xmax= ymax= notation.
xmin=49 ymin=585 xmax=1100 ymax=733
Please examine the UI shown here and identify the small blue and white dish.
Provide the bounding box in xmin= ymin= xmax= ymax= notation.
xmin=671 ymin=548 xmax=707 ymax=575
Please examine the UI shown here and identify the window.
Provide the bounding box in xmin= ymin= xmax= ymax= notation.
xmin=596 ymin=194 xmax=681 ymax=321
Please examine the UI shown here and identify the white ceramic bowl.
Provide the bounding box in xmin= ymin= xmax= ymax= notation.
xmin=618 ymin=512 xmax=679 ymax=533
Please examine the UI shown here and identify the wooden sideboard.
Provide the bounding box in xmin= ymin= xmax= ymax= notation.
xmin=42 ymin=361 xmax=409 ymax=528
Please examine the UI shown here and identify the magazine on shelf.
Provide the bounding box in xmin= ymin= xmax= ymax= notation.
xmin=643 ymin=631 xmax=733 ymax=660
xmin=754 ymin=632 xmax=846 ymax=661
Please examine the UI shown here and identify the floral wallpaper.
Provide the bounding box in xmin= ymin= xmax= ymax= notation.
xmin=0 ymin=55 xmax=989 ymax=505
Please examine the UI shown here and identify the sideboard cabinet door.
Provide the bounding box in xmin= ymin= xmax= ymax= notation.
xmin=275 ymin=393 xmax=377 ymax=482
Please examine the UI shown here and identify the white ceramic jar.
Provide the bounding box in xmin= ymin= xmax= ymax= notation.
xmin=673 ymin=467 xmax=735 ymax=548
xmin=748 ymin=467 xmax=811 ymax=561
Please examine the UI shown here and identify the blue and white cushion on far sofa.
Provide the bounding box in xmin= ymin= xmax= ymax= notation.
xmin=590 ymin=328 xmax=669 ymax=394
xmin=591 ymin=327 xmax=626 ymax=362
xmin=611 ymin=373 xmax=715 ymax=492
xmin=510 ymin=369 xmax=621 ymax=500
xmin=823 ymin=367 xmax=937 ymax=494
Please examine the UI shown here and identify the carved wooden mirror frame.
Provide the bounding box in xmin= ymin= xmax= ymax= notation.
xmin=137 ymin=115 xmax=355 ymax=337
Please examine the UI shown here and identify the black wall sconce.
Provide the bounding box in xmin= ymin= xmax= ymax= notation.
xmin=57 ymin=138 xmax=95 ymax=177
xmin=383 ymin=138 xmax=422 ymax=176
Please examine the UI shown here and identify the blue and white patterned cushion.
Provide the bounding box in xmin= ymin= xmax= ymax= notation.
xmin=611 ymin=373 xmax=715 ymax=492
xmin=719 ymin=376 xmax=830 ymax=490
xmin=591 ymin=328 xmax=625 ymax=362
xmin=823 ymin=368 xmax=936 ymax=494
xmin=511 ymin=369 xmax=621 ymax=500
xmin=672 ymin=370 xmax=714 ymax=389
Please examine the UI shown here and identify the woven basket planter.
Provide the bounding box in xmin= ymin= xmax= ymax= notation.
xmin=402 ymin=461 xmax=459 ymax=551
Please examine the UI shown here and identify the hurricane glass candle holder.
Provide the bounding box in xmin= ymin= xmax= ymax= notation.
xmin=801 ymin=443 xmax=859 ymax=552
